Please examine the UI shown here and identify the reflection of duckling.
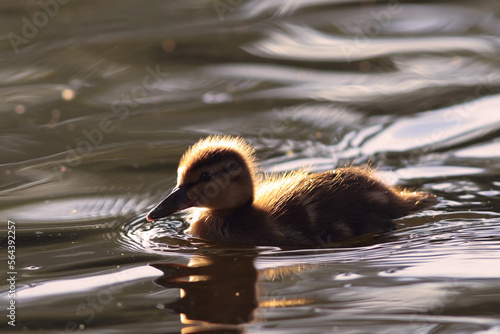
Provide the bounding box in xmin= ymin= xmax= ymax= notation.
xmin=147 ymin=135 xmax=437 ymax=246
xmin=151 ymin=254 xmax=312 ymax=332
xmin=152 ymin=254 xmax=258 ymax=328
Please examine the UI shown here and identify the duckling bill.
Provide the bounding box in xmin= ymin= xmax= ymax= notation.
xmin=147 ymin=135 xmax=437 ymax=246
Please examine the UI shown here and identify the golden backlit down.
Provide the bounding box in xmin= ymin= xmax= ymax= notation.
xmin=259 ymin=297 xmax=312 ymax=308
xmin=147 ymin=135 xmax=437 ymax=246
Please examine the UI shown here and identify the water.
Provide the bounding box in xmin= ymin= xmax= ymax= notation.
xmin=1 ymin=0 xmax=500 ymax=333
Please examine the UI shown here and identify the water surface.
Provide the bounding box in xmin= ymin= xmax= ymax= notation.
xmin=1 ymin=1 xmax=500 ymax=333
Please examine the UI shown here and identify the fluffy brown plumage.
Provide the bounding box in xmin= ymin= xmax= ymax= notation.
xmin=147 ymin=135 xmax=437 ymax=246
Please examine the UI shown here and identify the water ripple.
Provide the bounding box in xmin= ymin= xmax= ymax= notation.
xmin=245 ymin=24 xmax=500 ymax=62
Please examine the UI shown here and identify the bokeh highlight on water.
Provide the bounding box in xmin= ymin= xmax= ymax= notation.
xmin=1 ymin=0 xmax=500 ymax=333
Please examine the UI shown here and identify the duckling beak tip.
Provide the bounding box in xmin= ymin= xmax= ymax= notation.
xmin=146 ymin=185 xmax=192 ymax=221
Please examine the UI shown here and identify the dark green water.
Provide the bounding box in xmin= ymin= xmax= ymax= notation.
xmin=1 ymin=0 xmax=500 ymax=333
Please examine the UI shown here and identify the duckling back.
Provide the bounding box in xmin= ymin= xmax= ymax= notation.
xmin=253 ymin=167 xmax=437 ymax=246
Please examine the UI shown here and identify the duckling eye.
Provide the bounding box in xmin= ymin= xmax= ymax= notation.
xmin=200 ymin=172 xmax=213 ymax=182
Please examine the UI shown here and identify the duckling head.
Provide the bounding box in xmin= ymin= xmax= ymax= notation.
xmin=147 ymin=135 xmax=257 ymax=221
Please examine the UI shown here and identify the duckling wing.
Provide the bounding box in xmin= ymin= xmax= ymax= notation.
xmin=254 ymin=167 xmax=436 ymax=245
xmin=254 ymin=171 xmax=321 ymax=245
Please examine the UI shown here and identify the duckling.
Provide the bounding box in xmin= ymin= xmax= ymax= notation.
xmin=146 ymin=135 xmax=437 ymax=246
